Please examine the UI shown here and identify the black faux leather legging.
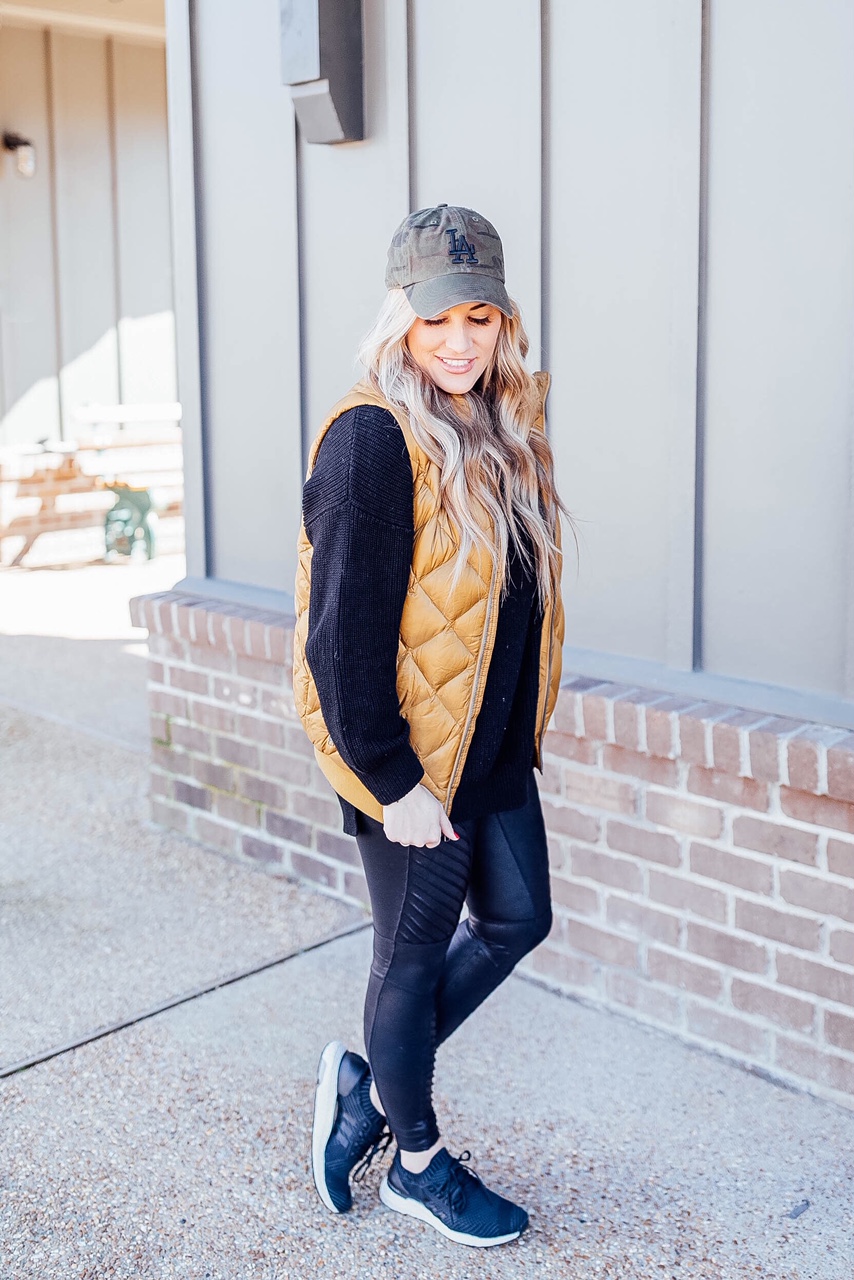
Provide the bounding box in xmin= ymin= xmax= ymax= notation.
xmin=354 ymin=772 xmax=552 ymax=1151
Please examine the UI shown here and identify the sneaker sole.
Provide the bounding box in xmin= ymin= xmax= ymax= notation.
xmin=311 ymin=1040 xmax=348 ymax=1214
xmin=378 ymin=1175 xmax=524 ymax=1248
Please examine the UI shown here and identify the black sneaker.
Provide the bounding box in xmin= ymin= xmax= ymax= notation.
xmin=379 ymin=1146 xmax=528 ymax=1247
xmin=311 ymin=1040 xmax=390 ymax=1213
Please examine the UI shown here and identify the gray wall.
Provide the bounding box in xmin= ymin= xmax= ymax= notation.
xmin=0 ymin=21 xmax=175 ymax=445
xmin=172 ymin=0 xmax=854 ymax=728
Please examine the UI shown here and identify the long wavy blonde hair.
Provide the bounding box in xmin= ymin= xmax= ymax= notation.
xmin=358 ymin=288 xmax=570 ymax=606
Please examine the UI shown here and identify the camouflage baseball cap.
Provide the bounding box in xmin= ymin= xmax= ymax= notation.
xmin=385 ymin=204 xmax=512 ymax=319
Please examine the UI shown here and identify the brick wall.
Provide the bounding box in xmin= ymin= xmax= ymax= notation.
xmin=130 ymin=589 xmax=854 ymax=1109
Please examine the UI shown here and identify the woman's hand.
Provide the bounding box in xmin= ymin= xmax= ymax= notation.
xmin=382 ymin=783 xmax=458 ymax=848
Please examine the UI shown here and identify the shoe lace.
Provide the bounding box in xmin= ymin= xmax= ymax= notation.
xmin=352 ymin=1126 xmax=393 ymax=1183
xmin=437 ymin=1149 xmax=481 ymax=1215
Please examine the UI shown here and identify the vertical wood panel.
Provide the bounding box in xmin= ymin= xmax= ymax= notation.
xmin=298 ymin=0 xmax=410 ymax=440
xmin=50 ymin=31 xmax=120 ymax=430
xmin=702 ymin=0 xmax=854 ymax=697
xmin=548 ymin=0 xmax=702 ymax=667
xmin=0 ymin=24 xmax=61 ymax=445
xmin=112 ymin=39 xmax=177 ymax=412
xmin=192 ymin=0 xmax=302 ymax=592
xmin=410 ymin=0 xmax=542 ymax=364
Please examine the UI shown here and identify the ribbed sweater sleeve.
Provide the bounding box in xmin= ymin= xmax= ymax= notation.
xmin=301 ymin=404 xmax=425 ymax=807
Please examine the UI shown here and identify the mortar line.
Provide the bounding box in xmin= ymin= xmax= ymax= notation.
xmin=0 ymin=918 xmax=372 ymax=1079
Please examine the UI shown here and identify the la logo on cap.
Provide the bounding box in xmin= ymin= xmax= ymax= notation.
xmin=446 ymin=229 xmax=479 ymax=265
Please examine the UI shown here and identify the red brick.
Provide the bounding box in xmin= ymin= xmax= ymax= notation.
xmin=607 ymin=819 xmax=681 ymax=866
xmin=525 ymin=945 xmax=600 ymax=992
xmin=235 ymin=713 xmax=286 ymax=748
xmin=748 ymin=718 xmax=802 ymax=784
xmin=646 ymin=948 xmax=723 ymax=999
xmin=550 ymin=687 xmax=581 ymax=735
xmin=689 ymin=843 xmax=773 ymax=895
xmin=828 ymin=839 xmax=854 ymax=880
xmin=246 ymin=618 xmax=269 ymax=661
xmin=170 ymin=722 xmax=211 ymax=754
xmin=269 ymin=624 xmax=288 ymax=665
xmin=149 ymin=770 xmax=171 ymax=799
xmin=148 ymin=660 xmax=166 ymax=685
xmin=214 ymin=735 xmax=260 ymax=770
xmin=786 ymin=736 xmax=820 ymax=794
xmin=731 ymin=978 xmax=815 ymax=1033
xmin=605 ymin=895 xmax=680 ymax=945
xmin=687 ymin=767 xmax=769 ymax=812
xmin=563 ymin=769 xmax=638 ymax=815
xmin=776 ymin=1037 xmax=854 ymax=1096
xmin=213 ymin=793 xmax=261 ymax=827
xmin=343 ymin=869 xmax=370 ymax=907
xmin=829 ymin=929 xmax=854 ymax=966
xmin=545 ymin=733 xmax=598 ymax=765
xmin=235 ymin=654 xmax=286 ymax=686
xmin=827 ymin=736 xmax=854 ymax=803
xmin=149 ymin=713 xmax=169 ymax=745
xmin=779 ymin=870 xmax=854 ymax=924
xmin=189 ymin=700 xmax=235 ymax=733
xmin=191 ymin=758 xmax=234 ymax=792
xmin=687 ymin=922 xmax=768 ymax=974
xmin=825 ymin=1009 xmax=854 ymax=1053
xmin=259 ymin=749 xmax=313 ymax=786
xmin=291 ymin=851 xmax=338 ymax=888
xmin=565 ymin=920 xmax=638 ymax=968
xmin=238 ymin=774 xmax=287 ymax=809
xmin=645 ymin=700 xmax=685 ymax=760
xmin=213 ymin=677 xmax=258 ymax=709
xmin=570 ymin=844 xmax=644 ymax=892
xmin=580 ymin=690 xmax=609 ymax=741
xmin=289 ymin=788 xmax=341 ymax=829
xmin=226 ymin=613 xmax=250 ymax=656
xmin=776 ymin=952 xmax=854 ymax=1006
xmin=678 ymin=709 xmax=712 ymax=766
xmin=538 ymin=758 xmax=563 ymax=796
xmin=735 ymin=900 xmax=820 ymax=951
xmin=731 ymin=816 xmax=818 ymax=866
xmin=602 ymin=745 xmax=678 ymax=786
xmin=151 ymin=798 xmax=190 ymax=833
xmin=265 ymin=810 xmax=312 ymax=847
xmin=613 ymin=694 xmax=644 ymax=750
xmin=713 ymin=711 xmax=769 ymax=776
xmin=150 ymin=689 xmax=189 ymax=719
xmin=193 ymin=815 xmax=240 ymax=857
xmin=646 ymin=792 xmax=723 ymax=839
xmin=168 ymin=665 xmax=210 ymax=696
xmin=780 ymin=788 xmax=854 ymax=836
xmin=188 ymin=643 xmax=233 ymax=673
xmin=605 ymin=971 xmax=681 ymax=1025
xmin=686 ymin=1002 xmax=769 ymax=1056
xmin=148 ymin=632 xmax=188 ymax=661
xmin=174 ymin=780 xmax=212 ymax=811
xmin=152 ymin=743 xmax=191 ymax=777
xmin=552 ymin=877 xmax=599 ymax=917
xmin=547 ymin=835 xmax=570 ymax=874
xmin=316 ymin=829 xmax=360 ymax=867
xmin=647 ymin=869 xmax=727 ymax=923
xmin=242 ymin=834 xmax=284 ymax=866
xmin=541 ymin=799 xmax=601 ymax=843
xmin=284 ymin=726 xmax=315 ymax=758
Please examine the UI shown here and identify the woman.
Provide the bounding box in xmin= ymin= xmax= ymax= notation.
xmin=293 ymin=204 xmax=567 ymax=1248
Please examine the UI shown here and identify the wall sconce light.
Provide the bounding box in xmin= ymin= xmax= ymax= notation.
xmin=280 ymin=0 xmax=364 ymax=144
xmin=3 ymin=132 xmax=36 ymax=178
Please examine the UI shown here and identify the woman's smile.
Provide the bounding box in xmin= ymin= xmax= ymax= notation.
xmin=406 ymin=301 xmax=501 ymax=393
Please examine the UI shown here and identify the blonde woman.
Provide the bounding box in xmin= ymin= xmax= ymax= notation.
xmin=293 ymin=205 xmax=567 ymax=1248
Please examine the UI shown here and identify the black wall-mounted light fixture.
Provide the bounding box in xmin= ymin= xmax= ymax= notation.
xmin=280 ymin=0 xmax=364 ymax=144
xmin=3 ymin=131 xmax=36 ymax=178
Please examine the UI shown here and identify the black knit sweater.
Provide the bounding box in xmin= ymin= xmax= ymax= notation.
xmin=301 ymin=403 xmax=542 ymax=835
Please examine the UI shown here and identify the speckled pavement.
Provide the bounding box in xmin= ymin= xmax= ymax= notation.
xmin=2 ymin=562 xmax=854 ymax=1278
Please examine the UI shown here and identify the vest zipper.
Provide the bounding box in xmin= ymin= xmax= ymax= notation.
xmin=444 ymin=552 xmax=501 ymax=811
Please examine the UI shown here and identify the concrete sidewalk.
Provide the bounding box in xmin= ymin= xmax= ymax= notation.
xmin=1 ymin=563 xmax=853 ymax=1279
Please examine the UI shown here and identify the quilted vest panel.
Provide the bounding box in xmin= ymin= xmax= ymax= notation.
xmin=293 ymin=377 xmax=563 ymax=821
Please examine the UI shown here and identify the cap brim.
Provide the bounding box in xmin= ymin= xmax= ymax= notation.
xmin=403 ymin=273 xmax=513 ymax=320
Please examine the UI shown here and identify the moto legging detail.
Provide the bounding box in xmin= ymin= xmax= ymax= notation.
xmin=354 ymin=772 xmax=552 ymax=1151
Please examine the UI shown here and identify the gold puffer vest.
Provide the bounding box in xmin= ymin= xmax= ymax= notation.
xmin=292 ymin=373 xmax=564 ymax=821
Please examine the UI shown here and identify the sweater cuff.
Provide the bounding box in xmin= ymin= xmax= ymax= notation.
xmin=354 ymin=742 xmax=425 ymax=808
